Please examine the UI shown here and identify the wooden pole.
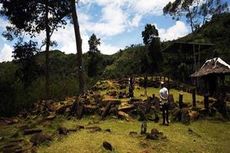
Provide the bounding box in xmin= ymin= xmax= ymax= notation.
xmin=179 ymin=92 xmax=183 ymax=109
xmin=192 ymin=88 xmax=196 ymax=108
xmin=204 ymin=93 xmax=209 ymax=110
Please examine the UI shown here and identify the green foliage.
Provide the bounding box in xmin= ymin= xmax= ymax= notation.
xmin=103 ymin=45 xmax=149 ymax=78
xmin=13 ymin=40 xmax=40 ymax=88
xmin=0 ymin=50 xmax=100 ymax=116
xmin=88 ymin=33 xmax=101 ymax=53
xmin=163 ymin=0 xmax=229 ymax=32
xmin=0 ymin=0 xmax=71 ymax=39
xmin=141 ymin=24 xmax=159 ymax=45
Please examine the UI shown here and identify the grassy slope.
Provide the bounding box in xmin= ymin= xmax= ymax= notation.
xmin=38 ymin=117 xmax=230 ymax=153
xmin=36 ymin=81 xmax=229 ymax=153
xmin=0 ymin=82 xmax=229 ymax=153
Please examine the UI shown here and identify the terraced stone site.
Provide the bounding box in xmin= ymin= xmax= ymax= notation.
xmin=0 ymin=78 xmax=229 ymax=153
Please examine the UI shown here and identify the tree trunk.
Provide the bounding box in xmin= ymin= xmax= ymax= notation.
xmin=188 ymin=8 xmax=194 ymax=32
xmin=71 ymin=0 xmax=84 ymax=95
xmin=45 ymin=0 xmax=50 ymax=99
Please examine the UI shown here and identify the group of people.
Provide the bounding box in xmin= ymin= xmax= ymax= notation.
xmin=128 ymin=76 xmax=170 ymax=126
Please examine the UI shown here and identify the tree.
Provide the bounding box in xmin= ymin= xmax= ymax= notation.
xmin=1 ymin=0 xmax=86 ymax=96
xmin=70 ymin=0 xmax=85 ymax=95
xmin=87 ymin=34 xmax=101 ymax=77
xmin=199 ymin=0 xmax=229 ymax=24
xmin=13 ymin=40 xmax=40 ymax=88
xmin=163 ymin=0 xmax=200 ymax=32
xmin=142 ymin=24 xmax=159 ymax=45
xmin=0 ymin=0 xmax=71 ymax=98
xmin=88 ymin=33 xmax=101 ymax=53
xmin=142 ymin=24 xmax=162 ymax=73
xmin=163 ymin=0 xmax=229 ymax=32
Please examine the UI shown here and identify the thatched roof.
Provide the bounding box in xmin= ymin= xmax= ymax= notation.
xmin=191 ymin=57 xmax=230 ymax=77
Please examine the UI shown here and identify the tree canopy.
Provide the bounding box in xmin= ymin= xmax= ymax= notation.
xmin=163 ymin=0 xmax=229 ymax=32
xmin=88 ymin=33 xmax=101 ymax=53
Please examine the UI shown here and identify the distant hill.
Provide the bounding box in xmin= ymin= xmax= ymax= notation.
xmin=178 ymin=13 xmax=230 ymax=61
xmin=104 ymin=13 xmax=230 ymax=78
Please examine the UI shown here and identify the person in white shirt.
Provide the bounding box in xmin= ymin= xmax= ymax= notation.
xmin=159 ymin=81 xmax=169 ymax=125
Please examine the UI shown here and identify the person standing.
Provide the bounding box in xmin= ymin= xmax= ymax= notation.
xmin=159 ymin=81 xmax=169 ymax=125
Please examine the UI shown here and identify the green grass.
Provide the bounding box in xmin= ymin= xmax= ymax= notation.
xmin=38 ymin=118 xmax=230 ymax=153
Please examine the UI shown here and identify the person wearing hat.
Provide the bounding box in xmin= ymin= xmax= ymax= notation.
xmin=159 ymin=81 xmax=169 ymax=125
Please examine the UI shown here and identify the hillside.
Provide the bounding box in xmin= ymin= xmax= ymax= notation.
xmin=179 ymin=13 xmax=230 ymax=61
xmin=0 ymin=13 xmax=229 ymax=116
xmin=0 ymin=50 xmax=113 ymax=116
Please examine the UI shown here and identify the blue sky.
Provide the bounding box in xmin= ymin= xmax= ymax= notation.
xmin=0 ymin=0 xmax=204 ymax=62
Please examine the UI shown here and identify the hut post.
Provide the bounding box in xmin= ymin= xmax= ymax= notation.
xmin=179 ymin=92 xmax=183 ymax=109
xmin=192 ymin=88 xmax=196 ymax=108
xmin=204 ymin=93 xmax=209 ymax=110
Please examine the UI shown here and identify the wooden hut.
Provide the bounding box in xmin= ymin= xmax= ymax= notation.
xmin=191 ymin=57 xmax=230 ymax=96
xmin=191 ymin=57 xmax=230 ymax=115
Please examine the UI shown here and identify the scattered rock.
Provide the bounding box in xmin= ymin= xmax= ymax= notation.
xmin=188 ymin=128 xmax=201 ymax=137
xmin=8 ymin=138 xmax=24 ymax=143
xmin=86 ymin=126 xmax=102 ymax=133
xmin=103 ymin=141 xmax=113 ymax=151
xmin=129 ymin=131 xmax=138 ymax=137
xmin=107 ymin=90 xmax=117 ymax=97
xmin=105 ymin=129 xmax=111 ymax=132
xmin=189 ymin=111 xmax=199 ymax=121
xmin=45 ymin=114 xmax=56 ymax=120
xmin=84 ymin=105 xmax=98 ymax=114
xmin=117 ymin=111 xmax=130 ymax=121
xmin=76 ymin=125 xmax=85 ymax=130
xmin=2 ymin=143 xmax=22 ymax=153
xmin=0 ymin=136 xmax=4 ymax=141
xmin=101 ymin=102 xmax=113 ymax=119
xmin=58 ymin=127 xmax=68 ymax=135
xmin=101 ymin=99 xmax=121 ymax=107
xmin=0 ymin=118 xmax=19 ymax=125
xmin=30 ymin=133 xmax=52 ymax=146
xmin=129 ymin=98 xmax=143 ymax=104
xmin=146 ymin=128 xmax=165 ymax=140
xmin=118 ymin=105 xmax=135 ymax=112
xmin=23 ymin=128 xmax=42 ymax=135
xmin=139 ymin=140 xmax=149 ymax=148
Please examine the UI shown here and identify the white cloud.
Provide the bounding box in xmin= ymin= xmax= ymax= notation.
xmin=99 ymin=42 xmax=121 ymax=55
xmin=77 ymin=0 xmax=176 ymax=38
xmin=44 ymin=20 xmax=119 ymax=55
xmin=0 ymin=44 xmax=13 ymax=62
xmin=133 ymin=0 xmax=173 ymax=15
xmin=158 ymin=21 xmax=190 ymax=41
xmin=129 ymin=15 xmax=142 ymax=27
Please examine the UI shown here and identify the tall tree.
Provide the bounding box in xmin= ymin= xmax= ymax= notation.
xmin=142 ymin=24 xmax=159 ymax=46
xmin=142 ymin=24 xmax=162 ymax=74
xmin=13 ymin=40 xmax=39 ymax=88
xmin=87 ymin=33 xmax=101 ymax=77
xmin=70 ymin=0 xmax=85 ymax=95
xmin=88 ymin=33 xmax=101 ymax=53
xmin=0 ymin=0 xmax=71 ymax=99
